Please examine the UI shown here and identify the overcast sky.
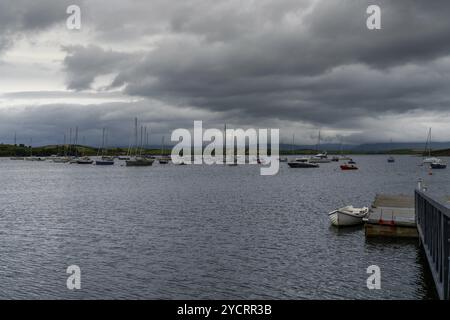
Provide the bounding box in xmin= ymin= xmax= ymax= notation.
xmin=1 ymin=0 xmax=450 ymax=146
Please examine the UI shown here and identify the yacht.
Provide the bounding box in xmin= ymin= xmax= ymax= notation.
xmin=423 ymin=128 xmax=442 ymax=164
xmin=125 ymin=118 xmax=155 ymax=167
xmin=288 ymin=159 xmax=319 ymax=168
xmin=309 ymin=152 xmax=331 ymax=163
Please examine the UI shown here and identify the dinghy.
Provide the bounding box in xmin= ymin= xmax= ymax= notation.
xmin=328 ymin=206 xmax=369 ymax=227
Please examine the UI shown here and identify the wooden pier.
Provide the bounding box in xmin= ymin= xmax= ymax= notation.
xmin=416 ymin=188 xmax=450 ymax=300
xmin=364 ymin=194 xmax=418 ymax=238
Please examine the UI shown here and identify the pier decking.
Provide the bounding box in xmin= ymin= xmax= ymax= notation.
xmin=364 ymin=194 xmax=418 ymax=238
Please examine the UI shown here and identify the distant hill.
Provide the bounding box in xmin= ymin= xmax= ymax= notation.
xmin=279 ymin=142 xmax=450 ymax=153
xmin=2 ymin=141 xmax=450 ymax=157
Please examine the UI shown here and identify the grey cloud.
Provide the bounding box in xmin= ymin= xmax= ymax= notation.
xmin=0 ymin=0 xmax=75 ymax=52
xmin=63 ymin=45 xmax=141 ymax=90
xmin=0 ymin=99 xmax=217 ymax=146
xmin=59 ymin=0 xmax=450 ymax=130
xmin=4 ymin=0 xmax=450 ymax=144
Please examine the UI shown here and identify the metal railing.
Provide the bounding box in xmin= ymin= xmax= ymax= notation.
xmin=415 ymin=188 xmax=450 ymax=300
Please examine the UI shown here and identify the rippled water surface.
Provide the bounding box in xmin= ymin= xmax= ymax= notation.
xmin=0 ymin=155 xmax=443 ymax=299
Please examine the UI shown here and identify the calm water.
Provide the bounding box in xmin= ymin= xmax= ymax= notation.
xmin=0 ymin=155 xmax=444 ymax=299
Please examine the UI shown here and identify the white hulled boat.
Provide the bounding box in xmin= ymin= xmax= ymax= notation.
xmin=328 ymin=206 xmax=369 ymax=227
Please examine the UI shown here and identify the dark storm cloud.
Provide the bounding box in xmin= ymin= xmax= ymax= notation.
xmin=63 ymin=45 xmax=140 ymax=90
xmin=3 ymin=0 xmax=450 ymax=143
xmin=57 ymin=0 xmax=450 ymax=129
xmin=0 ymin=100 xmax=214 ymax=146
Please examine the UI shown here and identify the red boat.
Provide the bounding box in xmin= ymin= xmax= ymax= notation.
xmin=340 ymin=164 xmax=358 ymax=170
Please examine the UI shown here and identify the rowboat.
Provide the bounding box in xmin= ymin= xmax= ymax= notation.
xmin=328 ymin=206 xmax=369 ymax=227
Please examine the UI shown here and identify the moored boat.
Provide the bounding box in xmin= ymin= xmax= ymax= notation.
xmin=53 ymin=157 xmax=71 ymax=163
xmin=309 ymin=157 xmax=331 ymax=163
xmin=158 ymin=157 xmax=171 ymax=164
xmin=423 ymin=157 xmax=441 ymax=164
xmin=288 ymin=160 xmax=319 ymax=168
xmin=126 ymin=157 xmax=154 ymax=166
xmin=340 ymin=163 xmax=358 ymax=170
xmin=96 ymin=157 xmax=115 ymax=165
xmin=25 ymin=157 xmax=46 ymax=161
xmin=422 ymin=128 xmax=442 ymax=165
xmin=430 ymin=162 xmax=447 ymax=169
xmin=328 ymin=206 xmax=369 ymax=227
xmin=76 ymin=156 xmax=94 ymax=164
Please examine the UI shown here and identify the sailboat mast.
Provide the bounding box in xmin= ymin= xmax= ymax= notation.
xmin=140 ymin=126 xmax=144 ymax=156
xmin=75 ymin=126 xmax=79 ymax=157
xmin=144 ymin=127 xmax=147 ymax=150
xmin=134 ymin=117 xmax=138 ymax=156
xmin=161 ymin=136 xmax=165 ymax=156
xmin=429 ymin=128 xmax=432 ymax=157
xmin=317 ymin=130 xmax=321 ymax=152
xmin=105 ymin=128 xmax=108 ymax=155
xmin=292 ymin=133 xmax=295 ymax=155
xmin=102 ymin=128 xmax=105 ymax=156
xmin=224 ymin=123 xmax=227 ymax=164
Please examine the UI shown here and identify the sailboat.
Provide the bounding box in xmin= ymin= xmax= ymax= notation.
xmin=309 ymin=130 xmax=331 ymax=163
xmin=422 ymin=128 xmax=441 ymax=164
xmin=387 ymin=139 xmax=395 ymax=163
xmin=126 ymin=118 xmax=154 ymax=167
xmin=10 ymin=132 xmax=25 ymax=160
xmin=96 ymin=128 xmax=114 ymax=165
xmin=24 ymin=138 xmax=45 ymax=161
xmin=158 ymin=136 xmax=171 ymax=164
xmin=287 ymin=133 xmax=309 ymax=164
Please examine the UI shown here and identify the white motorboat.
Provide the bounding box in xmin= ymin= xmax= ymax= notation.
xmin=309 ymin=156 xmax=331 ymax=163
xmin=328 ymin=206 xmax=369 ymax=227
xmin=423 ymin=157 xmax=441 ymax=164
xmin=288 ymin=159 xmax=319 ymax=168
